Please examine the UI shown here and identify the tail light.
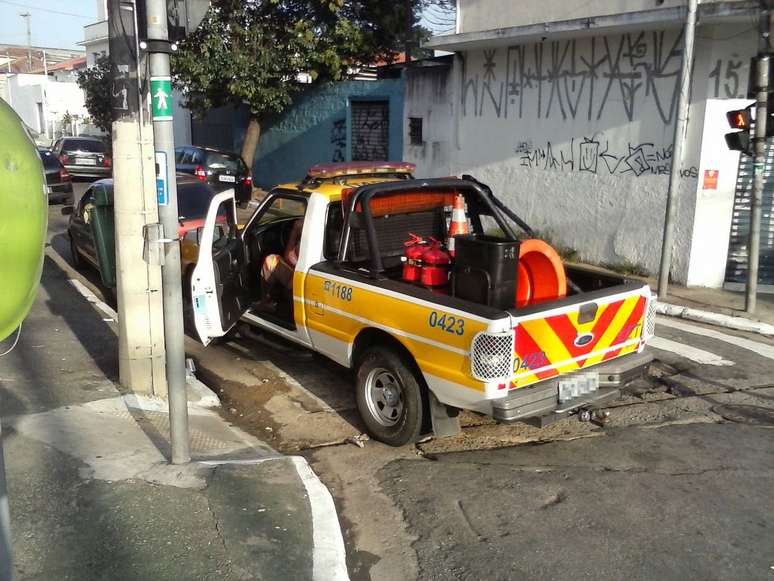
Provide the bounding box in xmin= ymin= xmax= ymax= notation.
xmin=59 ymin=167 xmax=71 ymax=181
xmin=244 ymin=172 xmax=252 ymax=186
xmin=102 ymin=156 xmax=112 ymax=167
xmin=194 ymin=165 xmax=207 ymax=181
xmin=59 ymin=154 xmax=70 ymax=164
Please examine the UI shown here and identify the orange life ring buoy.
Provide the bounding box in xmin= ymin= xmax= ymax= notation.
xmin=516 ymin=239 xmax=567 ymax=307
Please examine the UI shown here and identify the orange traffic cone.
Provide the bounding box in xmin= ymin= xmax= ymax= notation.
xmin=447 ymin=193 xmax=469 ymax=256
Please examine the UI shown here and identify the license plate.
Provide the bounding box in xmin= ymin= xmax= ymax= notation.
xmin=558 ymin=371 xmax=599 ymax=403
xmin=218 ymin=175 xmax=236 ymax=183
xmin=76 ymin=157 xmax=97 ymax=165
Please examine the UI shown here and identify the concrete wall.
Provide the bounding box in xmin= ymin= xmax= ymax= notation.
xmin=415 ymin=23 xmax=755 ymax=284
xmin=6 ymin=74 xmax=89 ymax=139
xmin=403 ymin=64 xmax=454 ymax=177
xmin=457 ymin=0 xmax=748 ymax=33
xmin=250 ymin=79 xmax=404 ymax=189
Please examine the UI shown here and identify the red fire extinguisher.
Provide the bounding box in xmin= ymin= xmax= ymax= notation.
xmin=420 ymin=238 xmax=451 ymax=287
xmin=403 ymin=233 xmax=426 ymax=283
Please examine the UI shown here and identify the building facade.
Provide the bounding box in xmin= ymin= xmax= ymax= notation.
xmin=419 ymin=0 xmax=767 ymax=289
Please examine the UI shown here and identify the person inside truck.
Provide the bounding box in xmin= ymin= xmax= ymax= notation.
xmin=259 ymin=218 xmax=302 ymax=299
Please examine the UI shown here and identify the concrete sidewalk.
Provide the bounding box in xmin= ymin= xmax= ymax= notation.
xmin=652 ymin=282 xmax=774 ymax=336
xmin=658 ymin=283 xmax=774 ymax=325
xmin=0 ymin=257 xmax=348 ymax=580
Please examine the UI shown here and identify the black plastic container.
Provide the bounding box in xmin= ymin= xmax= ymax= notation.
xmin=452 ymin=235 xmax=519 ymax=310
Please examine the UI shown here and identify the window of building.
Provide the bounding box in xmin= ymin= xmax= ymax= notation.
xmin=409 ymin=117 xmax=423 ymax=146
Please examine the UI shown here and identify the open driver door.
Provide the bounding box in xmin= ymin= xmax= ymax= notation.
xmin=190 ymin=189 xmax=258 ymax=345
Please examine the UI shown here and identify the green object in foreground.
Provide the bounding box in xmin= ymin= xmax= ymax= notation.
xmin=89 ymin=185 xmax=116 ymax=288
xmin=0 ymin=99 xmax=47 ymax=341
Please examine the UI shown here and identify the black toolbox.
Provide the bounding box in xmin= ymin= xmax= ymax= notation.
xmin=452 ymin=235 xmax=519 ymax=310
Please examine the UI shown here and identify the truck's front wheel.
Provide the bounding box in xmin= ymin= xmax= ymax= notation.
xmin=356 ymin=347 xmax=426 ymax=446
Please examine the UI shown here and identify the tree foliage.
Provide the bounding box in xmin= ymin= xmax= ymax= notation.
xmin=76 ymin=55 xmax=112 ymax=135
xmin=172 ymin=0 xmax=425 ymax=163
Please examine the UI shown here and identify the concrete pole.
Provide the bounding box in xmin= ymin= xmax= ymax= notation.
xmin=657 ymin=0 xmax=698 ymax=299
xmin=20 ymin=13 xmax=31 ymax=73
xmin=145 ymin=0 xmax=191 ymax=464
xmin=746 ymin=0 xmax=771 ymax=313
xmin=109 ymin=0 xmax=168 ymax=396
xmin=41 ymin=50 xmax=48 ymax=140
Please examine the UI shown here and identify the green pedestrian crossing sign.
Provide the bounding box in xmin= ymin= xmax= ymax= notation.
xmin=150 ymin=76 xmax=173 ymax=121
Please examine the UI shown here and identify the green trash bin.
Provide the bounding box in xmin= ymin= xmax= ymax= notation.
xmin=87 ymin=186 xmax=116 ymax=289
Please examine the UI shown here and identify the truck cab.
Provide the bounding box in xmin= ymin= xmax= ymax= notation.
xmin=192 ymin=175 xmax=655 ymax=446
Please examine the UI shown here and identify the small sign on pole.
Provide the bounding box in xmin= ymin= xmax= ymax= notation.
xmin=150 ymin=76 xmax=173 ymax=121
xmin=702 ymin=169 xmax=719 ymax=190
xmin=156 ymin=151 xmax=168 ymax=205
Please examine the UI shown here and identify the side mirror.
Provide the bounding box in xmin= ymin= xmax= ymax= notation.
xmin=61 ymin=205 xmax=74 ymax=216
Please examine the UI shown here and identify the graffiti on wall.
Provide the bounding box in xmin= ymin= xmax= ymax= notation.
xmin=462 ymin=31 xmax=748 ymax=125
xmin=330 ymin=118 xmax=347 ymax=163
xmin=516 ymin=135 xmax=698 ymax=178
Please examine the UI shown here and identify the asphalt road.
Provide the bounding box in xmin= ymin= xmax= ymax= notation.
xmin=45 ymin=192 xmax=774 ymax=581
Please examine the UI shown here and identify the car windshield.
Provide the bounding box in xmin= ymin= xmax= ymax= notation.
xmin=177 ymin=182 xmax=221 ymax=220
xmin=64 ymin=139 xmax=107 ymax=153
xmin=205 ymin=151 xmax=244 ymax=173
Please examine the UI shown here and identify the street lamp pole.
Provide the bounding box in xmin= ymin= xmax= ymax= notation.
xmin=657 ymin=0 xmax=698 ymax=299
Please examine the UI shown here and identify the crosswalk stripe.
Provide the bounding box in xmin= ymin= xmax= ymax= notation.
xmin=648 ymin=336 xmax=735 ymax=366
xmin=656 ymin=317 xmax=774 ymax=361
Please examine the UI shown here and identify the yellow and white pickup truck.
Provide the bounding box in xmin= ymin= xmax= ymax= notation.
xmin=191 ymin=170 xmax=655 ymax=446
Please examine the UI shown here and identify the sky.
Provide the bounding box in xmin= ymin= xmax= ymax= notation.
xmin=0 ymin=0 xmax=97 ymax=51
xmin=0 ymin=0 xmax=452 ymax=53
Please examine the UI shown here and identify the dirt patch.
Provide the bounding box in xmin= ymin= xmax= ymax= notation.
xmin=306 ymin=443 xmax=421 ymax=581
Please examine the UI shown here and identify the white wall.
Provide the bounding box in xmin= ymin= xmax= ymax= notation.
xmin=686 ymin=98 xmax=750 ymax=287
xmin=457 ymin=0 xmax=748 ymax=33
xmin=7 ymin=74 xmax=88 ymax=138
xmin=403 ymin=65 xmax=454 ymax=177
xmin=415 ymin=23 xmax=756 ymax=284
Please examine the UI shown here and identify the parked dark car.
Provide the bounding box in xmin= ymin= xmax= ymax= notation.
xmin=65 ymin=175 xmax=219 ymax=275
xmin=52 ymin=136 xmax=111 ymax=179
xmin=37 ymin=146 xmax=73 ymax=203
xmin=175 ymin=145 xmax=252 ymax=206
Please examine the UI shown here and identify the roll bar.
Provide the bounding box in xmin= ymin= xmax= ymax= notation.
xmin=336 ymin=177 xmax=526 ymax=274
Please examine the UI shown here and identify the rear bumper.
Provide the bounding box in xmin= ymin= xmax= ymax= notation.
xmin=64 ymin=164 xmax=111 ymax=177
xmin=48 ymin=181 xmax=73 ymax=194
xmin=491 ymin=350 xmax=653 ymax=423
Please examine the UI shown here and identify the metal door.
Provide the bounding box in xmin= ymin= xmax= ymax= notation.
xmin=351 ymin=101 xmax=389 ymax=161
xmin=724 ymin=145 xmax=774 ymax=287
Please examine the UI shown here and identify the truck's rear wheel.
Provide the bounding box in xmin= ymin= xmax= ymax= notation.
xmin=356 ymin=347 xmax=425 ymax=446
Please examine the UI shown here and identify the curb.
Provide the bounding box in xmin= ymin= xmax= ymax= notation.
xmin=656 ymin=301 xmax=774 ymax=337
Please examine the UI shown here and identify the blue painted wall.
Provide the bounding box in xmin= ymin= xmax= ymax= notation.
xmin=248 ymin=78 xmax=405 ymax=189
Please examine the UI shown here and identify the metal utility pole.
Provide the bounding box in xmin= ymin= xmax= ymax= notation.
xmin=19 ymin=13 xmax=31 ymax=72
xmin=746 ymin=0 xmax=772 ymax=313
xmin=145 ymin=0 xmax=190 ymax=464
xmin=108 ymin=0 xmax=168 ymax=396
xmin=657 ymin=0 xmax=698 ymax=299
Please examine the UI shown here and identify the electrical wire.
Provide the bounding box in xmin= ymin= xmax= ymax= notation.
xmin=0 ymin=0 xmax=93 ymax=19
xmin=0 ymin=323 xmax=21 ymax=357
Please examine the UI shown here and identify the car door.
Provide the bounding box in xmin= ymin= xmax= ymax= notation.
xmin=175 ymin=147 xmax=193 ymax=175
xmin=71 ymin=187 xmax=97 ymax=264
xmin=190 ymin=189 xmax=258 ymax=345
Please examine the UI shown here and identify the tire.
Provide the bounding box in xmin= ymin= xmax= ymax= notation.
xmin=355 ymin=346 xmax=426 ymax=446
xmin=69 ymin=235 xmax=84 ymax=269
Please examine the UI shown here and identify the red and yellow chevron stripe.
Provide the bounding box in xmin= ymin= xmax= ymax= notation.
xmin=509 ymin=294 xmax=647 ymax=389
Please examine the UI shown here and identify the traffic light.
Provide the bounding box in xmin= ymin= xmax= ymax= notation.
xmin=725 ymin=105 xmax=753 ymax=155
